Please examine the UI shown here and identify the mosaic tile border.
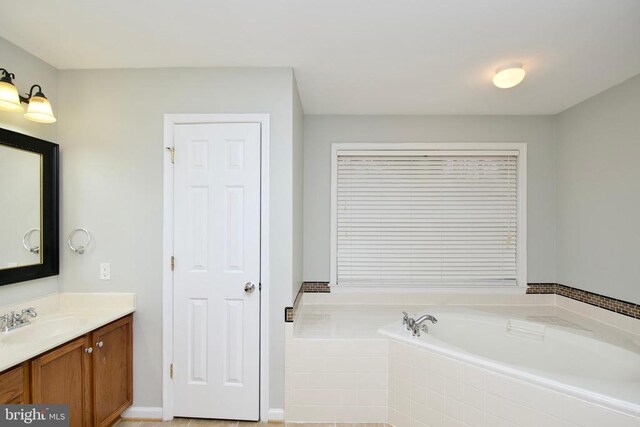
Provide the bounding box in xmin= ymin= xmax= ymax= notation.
xmin=285 ymin=306 xmax=294 ymax=323
xmin=527 ymin=283 xmax=640 ymax=319
xmin=301 ymin=281 xmax=331 ymax=293
xmin=285 ymin=282 xmax=330 ymax=322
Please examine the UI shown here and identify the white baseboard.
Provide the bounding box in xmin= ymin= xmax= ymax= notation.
xmin=121 ymin=406 xmax=163 ymax=420
xmin=123 ymin=406 xmax=280 ymax=422
xmin=267 ymin=408 xmax=284 ymax=422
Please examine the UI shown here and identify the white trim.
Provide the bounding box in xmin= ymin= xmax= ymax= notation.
xmin=517 ymin=144 xmax=528 ymax=292
xmin=329 ymin=142 xmax=528 ymax=290
xmin=121 ymin=406 xmax=163 ymax=420
xmin=329 ymin=143 xmax=339 ymax=289
xmin=162 ymin=118 xmax=174 ymax=421
xmin=337 ymin=149 xmax=521 ymax=156
xmin=162 ymin=114 xmax=270 ymax=421
xmin=267 ymin=408 xmax=285 ymax=422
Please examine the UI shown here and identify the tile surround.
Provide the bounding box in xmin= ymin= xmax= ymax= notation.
xmin=286 ymin=282 xmax=640 ymax=323
xmin=286 ymin=285 xmax=308 ymax=323
xmin=286 ymin=293 xmax=640 ymax=425
xmin=285 ymin=338 xmax=389 ymax=423
xmin=527 ymin=283 xmax=640 ymax=319
xmin=387 ymin=340 xmax=640 ymax=427
xmin=285 ymin=280 xmax=640 ymax=423
xmin=286 ymin=334 xmax=640 ymax=426
xmin=287 ymin=282 xmax=329 ymax=322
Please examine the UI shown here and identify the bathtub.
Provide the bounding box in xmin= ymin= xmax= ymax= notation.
xmin=379 ymin=306 xmax=640 ymax=417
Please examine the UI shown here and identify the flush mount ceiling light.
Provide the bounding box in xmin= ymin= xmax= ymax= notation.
xmin=493 ymin=63 xmax=526 ymax=89
xmin=0 ymin=68 xmax=56 ymax=123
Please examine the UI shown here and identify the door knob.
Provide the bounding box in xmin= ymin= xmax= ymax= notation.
xmin=96 ymin=341 xmax=104 ymax=348
xmin=85 ymin=347 xmax=93 ymax=354
xmin=244 ymin=282 xmax=256 ymax=293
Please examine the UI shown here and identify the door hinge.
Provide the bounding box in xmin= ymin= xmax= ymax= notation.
xmin=166 ymin=147 xmax=175 ymax=164
xmin=259 ymin=282 xmax=262 ymax=291
xmin=170 ymin=363 xmax=174 ymax=379
xmin=170 ymin=256 xmax=175 ymax=271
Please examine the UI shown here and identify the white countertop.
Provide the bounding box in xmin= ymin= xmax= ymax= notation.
xmin=0 ymin=293 xmax=135 ymax=372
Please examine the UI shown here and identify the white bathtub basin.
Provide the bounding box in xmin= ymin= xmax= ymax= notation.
xmin=379 ymin=307 xmax=640 ymax=415
xmin=427 ymin=311 xmax=640 ymax=381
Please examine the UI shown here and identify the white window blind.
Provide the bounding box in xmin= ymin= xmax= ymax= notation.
xmin=336 ymin=153 xmax=519 ymax=287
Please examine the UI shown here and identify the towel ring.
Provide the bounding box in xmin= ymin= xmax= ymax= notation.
xmin=67 ymin=228 xmax=91 ymax=254
xmin=22 ymin=228 xmax=41 ymax=254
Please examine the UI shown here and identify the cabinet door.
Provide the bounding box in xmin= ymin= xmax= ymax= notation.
xmin=31 ymin=336 xmax=92 ymax=427
xmin=0 ymin=363 xmax=29 ymax=404
xmin=91 ymin=315 xmax=133 ymax=427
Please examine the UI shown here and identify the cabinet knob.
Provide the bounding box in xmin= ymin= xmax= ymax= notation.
xmin=85 ymin=347 xmax=93 ymax=354
xmin=96 ymin=341 xmax=104 ymax=348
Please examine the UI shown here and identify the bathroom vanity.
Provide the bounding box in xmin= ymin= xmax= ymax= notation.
xmin=0 ymin=293 xmax=135 ymax=427
xmin=0 ymin=129 xmax=135 ymax=426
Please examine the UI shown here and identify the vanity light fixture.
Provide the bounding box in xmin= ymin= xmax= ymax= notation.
xmin=493 ymin=62 xmax=526 ymax=89
xmin=0 ymin=69 xmax=23 ymax=112
xmin=0 ymin=68 xmax=56 ymax=123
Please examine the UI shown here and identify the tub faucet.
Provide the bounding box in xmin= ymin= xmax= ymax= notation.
xmin=415 ymin=314 xmax=438 ymax=326
xmin=402 ymin=312 xmax=438 ymax=337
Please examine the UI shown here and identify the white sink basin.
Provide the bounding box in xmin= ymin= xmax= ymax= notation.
xmin=0 ymin=316 xmax=88 ymax=345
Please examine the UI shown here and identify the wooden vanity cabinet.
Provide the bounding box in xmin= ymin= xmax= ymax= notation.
xmin=0 ymin=314 xmax=133 ymax=427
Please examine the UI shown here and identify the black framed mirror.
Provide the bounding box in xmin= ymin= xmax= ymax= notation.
xmin=0 ymin=127 xmax=59 ymax=286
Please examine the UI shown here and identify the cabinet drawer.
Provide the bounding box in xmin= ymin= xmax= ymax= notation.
xmin=0 ymin=364 xmax=28 ymax=404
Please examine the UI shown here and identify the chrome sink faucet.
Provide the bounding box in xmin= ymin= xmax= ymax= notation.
xmin=402 ymin=311 xmax=438 ymax=337
xmin=0 ymin=308 xmax=37 ymax=333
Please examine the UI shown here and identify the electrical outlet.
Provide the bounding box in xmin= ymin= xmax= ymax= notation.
xmin=100 ymin=263 xmax=111 ymax=280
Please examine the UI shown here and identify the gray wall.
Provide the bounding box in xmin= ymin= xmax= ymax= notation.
xmin=0 ymin=37 xmax=59 ymax=305
xmin=56 ymin=67 xmax=297 ymax=410
xmin=303 ymin=115 xmax=558 ymax=283
xmin=556 ymin=74 xmax=640 ymax=303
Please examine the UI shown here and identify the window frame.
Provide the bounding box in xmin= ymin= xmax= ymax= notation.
xmin=330 ymin=142 xmax=527 ymax=292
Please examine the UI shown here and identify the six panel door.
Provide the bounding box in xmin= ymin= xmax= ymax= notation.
xmin=172 ymin=122 xmax=262 ymax=420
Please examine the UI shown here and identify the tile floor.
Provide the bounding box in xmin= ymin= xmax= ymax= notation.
xmin=116 ymin=419 xmax=260 ymax=427
xmin=116 ymin=420 xmax=387 ymax=427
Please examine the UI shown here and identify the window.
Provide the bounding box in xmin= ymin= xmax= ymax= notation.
xmin=330 ymin=143 xmax=527 ymax=289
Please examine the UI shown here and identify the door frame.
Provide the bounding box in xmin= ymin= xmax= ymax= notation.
xmin=162 ymin=114 xmax=270 ymax=421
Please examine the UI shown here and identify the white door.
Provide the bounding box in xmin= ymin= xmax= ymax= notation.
xmin=172 ymin=122 xmax=261 ymax=420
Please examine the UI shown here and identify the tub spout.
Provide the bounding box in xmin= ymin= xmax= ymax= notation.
xmin=415 ymin=314 xmax=438 ymax=325
xmin=402 ymin=312 xmax=438 ymax=337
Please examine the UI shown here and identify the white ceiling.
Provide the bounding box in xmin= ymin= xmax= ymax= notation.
xmin=1 ymin=0 xmax=639 ymax=115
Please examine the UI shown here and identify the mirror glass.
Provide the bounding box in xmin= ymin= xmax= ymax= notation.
xmin=0 ymin=144 xmax=43 ymax=269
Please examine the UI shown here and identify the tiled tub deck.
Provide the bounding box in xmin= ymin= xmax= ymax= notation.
xmin=284 ymin=294 xmax=640 ymax=427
